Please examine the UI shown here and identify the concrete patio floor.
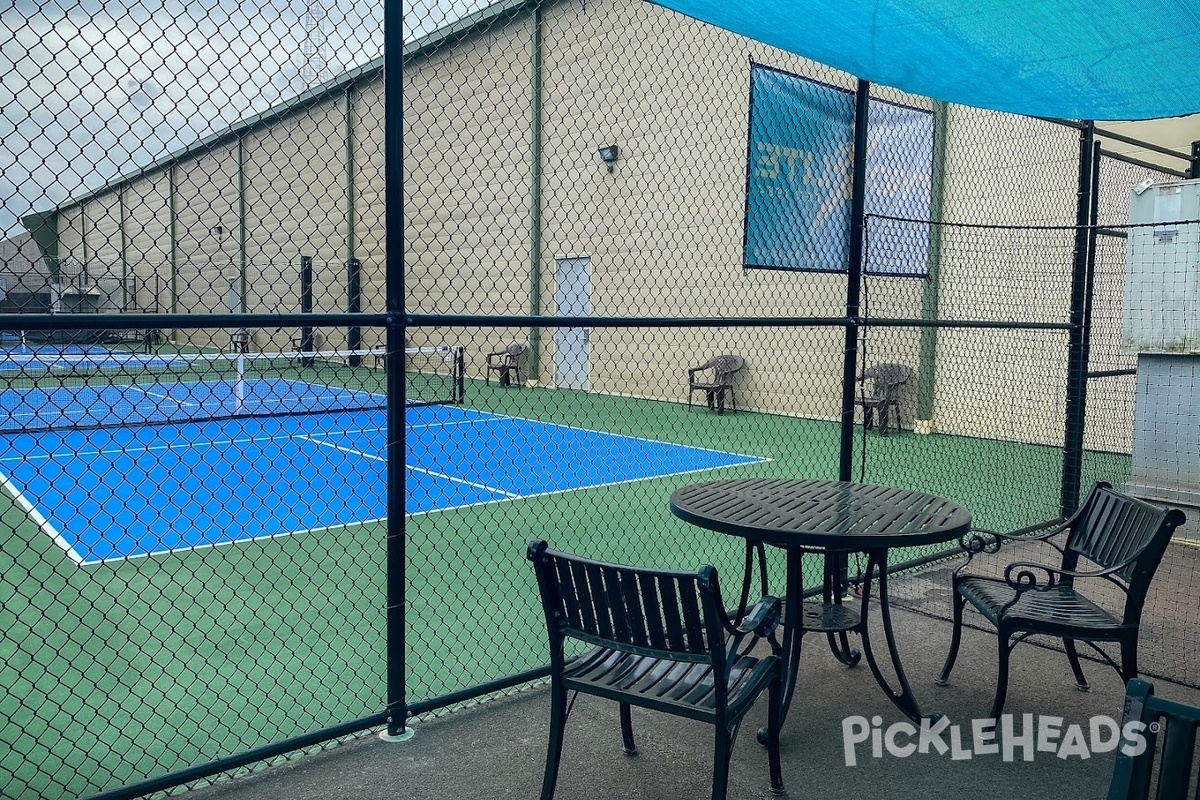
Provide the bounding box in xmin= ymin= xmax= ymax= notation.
xmin=181 ymin=594 xmax=1200 ymax=800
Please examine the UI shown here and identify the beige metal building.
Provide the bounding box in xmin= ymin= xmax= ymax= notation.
xmin=20 ymin=0 xmax=1199 ymax=451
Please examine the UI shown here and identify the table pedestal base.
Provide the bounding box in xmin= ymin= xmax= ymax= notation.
xmin=756 ymin=546 xmax=935 ymax=745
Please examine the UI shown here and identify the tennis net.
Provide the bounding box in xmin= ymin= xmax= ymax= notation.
xmin=0 ymin=345 xmax=465 ymax=434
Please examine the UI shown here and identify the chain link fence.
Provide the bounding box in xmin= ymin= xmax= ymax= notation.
xmin=2 ymin=0 xmax=1198 ymax=798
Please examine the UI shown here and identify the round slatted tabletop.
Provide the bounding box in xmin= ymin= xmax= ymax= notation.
xmin=670 ymin=477 xmax=972 ymax=551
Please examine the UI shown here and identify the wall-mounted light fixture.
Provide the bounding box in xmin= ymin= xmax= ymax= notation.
xmin=210 ymin=224 xmax=224 ymax=237
xmin=598 ymin=144 xmax=619 ymax=173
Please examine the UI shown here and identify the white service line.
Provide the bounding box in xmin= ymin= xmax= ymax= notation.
xmin=406 ymin=464 xmax=521 ymax=498
xmin=404 ymin=414 xmax=505 ymax=433
xmin=298 ymin=434 xmax=385 ymax=463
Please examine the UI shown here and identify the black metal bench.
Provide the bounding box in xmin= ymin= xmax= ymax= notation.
xmin=527 ymin=540 xmax=784 ymax=800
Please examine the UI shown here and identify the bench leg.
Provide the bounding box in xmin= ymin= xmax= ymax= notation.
xmin=935 ymin=591 xmax=967 ymax=686
xmin=619 ymin=703 xmax=637 ymax=755
xmin=1064 ymin=639 xmax=1090 ymax=690
xmin=540 ymin=682 xmax=568 ymax=800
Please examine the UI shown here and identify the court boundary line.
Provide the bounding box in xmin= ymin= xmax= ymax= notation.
xmin=406 ymin=456 xmax=773 ymax=518
xmin=406 ymin=464 xmax=522 ymax=498
xmin=408 ymin=407 xmax=766 ymax=464
xmin=0 ymin=467 xmax=83 ymax=564
xmin=77 ymin=517 xmax=387 ymax=566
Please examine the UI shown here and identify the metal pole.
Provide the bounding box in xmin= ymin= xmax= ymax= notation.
xmin=169 ymin=164 xmax=178 ymax=342
xmin=238 ymin=135 xmax=247 ymax=316
xmin=526 ymin=6 xmax=544 ymax=383
xmin=347 ymin=258 xmax=362 ymax=365
xmin=839 ymin=79 xmax=870 ymax=482
xmin=1060 ymin=123 xmax=1096 ymax=517
xmin=1192 ymin=140 xmax=1200 ymax=178
xmin=300 ymin=255 xmax=314 ymax=366
xmin=119 ymin=187 xmax=128 ymax=311
xmin=837 ymin=79 xmax=871 ymax=593
xmin=383 ymin=0 xmax=409 ymax=739
xmin=916 ymin=101 xmax=948 ymax=431
xmin=346 ymin=83 xmax=361 ymax=364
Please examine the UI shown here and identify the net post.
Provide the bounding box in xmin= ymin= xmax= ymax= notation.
xmin=454 ymin=346 xmax=465 ymax=402
xmin=300 ymin=256 xmax=314 ymax=367
xmin=347 ymin=258 xmax=362 ymax=366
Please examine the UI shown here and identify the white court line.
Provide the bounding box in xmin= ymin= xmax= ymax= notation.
xmin=79 ymin=517 xmax=388 ymax=566
xmin=0 ymin=468 xmax=83 ymax=564
xmin=0 ymin=425 xmax=389 ymax=465
xmin=127 ymin=384 xmax=200 ymax=407
xmin=298 ymin=434 xmax=385 ymax=463
xmin=408 ymin=456 xmax=773 ymax=518
xmin=406 ymin=464 xmax=521 ymax=498
xmin=407 ymin=407 xmax=765 ymax=463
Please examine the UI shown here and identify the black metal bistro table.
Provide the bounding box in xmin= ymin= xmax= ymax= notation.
xmin=670 ymin=477 xmax=971 ymax=732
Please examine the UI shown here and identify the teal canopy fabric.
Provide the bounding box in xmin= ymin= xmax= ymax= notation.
xmin=647 ymin=0 xmax=1200 ymax=120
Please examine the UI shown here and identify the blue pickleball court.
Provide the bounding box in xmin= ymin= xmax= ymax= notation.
xmin=0 ymin=380 xmax=765 ymax=564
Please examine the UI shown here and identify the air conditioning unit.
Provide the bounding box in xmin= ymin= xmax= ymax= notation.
xmin=1124 ymin=178 xmax=1200 ymax=507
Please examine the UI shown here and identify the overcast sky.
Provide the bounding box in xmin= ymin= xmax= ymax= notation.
xmin=0 ymin=0 xmax=490 ymax=240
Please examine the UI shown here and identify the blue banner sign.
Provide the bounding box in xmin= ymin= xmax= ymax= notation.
xmin=744 ymin=64 xmax=932 ymax=275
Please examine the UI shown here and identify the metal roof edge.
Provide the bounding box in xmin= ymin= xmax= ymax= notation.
xmin=39 ymin=0 xmax=543 ymax=215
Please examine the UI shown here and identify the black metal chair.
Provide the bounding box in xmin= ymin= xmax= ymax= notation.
xmin=937 ymin=482 xmax=1186 ymax=718
xmin=527 ymin=540 xmax=784 ymax=800
xmin=1106 ymin=678 xmax=1200 ymax=800
xmin=855 ymin=362 xmax=913 ymax=435
xmin=687 ymin=355 xmax=744 ymax=414
xmin=486 ymin=343 xmax=525 ymax=387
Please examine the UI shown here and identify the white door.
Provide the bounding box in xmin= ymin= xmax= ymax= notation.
xmin=554 ymin=256 xmax=591 ymax=391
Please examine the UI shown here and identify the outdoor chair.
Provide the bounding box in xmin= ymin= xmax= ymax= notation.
xmin=855 ymin=362 xmax=913 ymax=435
xmin=486 ymin=343 xmax=525 ymax=387
xmin=936 ymin=482 xmax=1186 ymax=718
xmin=527 ymin=540 xmax=784 ymax=800
xmin=687 ymin=355 xmax=744 ymax=414
xmin=1106 ymin=678 xmax=1200 ymax=800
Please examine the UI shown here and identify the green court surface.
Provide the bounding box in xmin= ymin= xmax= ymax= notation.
xmin=0 ymin=379 xmax=1130 ymax=799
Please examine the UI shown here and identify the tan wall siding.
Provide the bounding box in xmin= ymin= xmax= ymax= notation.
xmin=173 ymin=141 xmax=241 ymax=347
xmin=123 ymin=174 xmax=172 ymax=314
xmin=83 ymin=192 xmax=122 ymax=270
xmin=244 ymin=95 xmax=348 ymax=351
xmin=40 ymin=0 xmax=1170 ymax=453
xmin=353 ymin=79 xmax=386 ymax=342
xmin=57 ymin=207 xmax=85 ymax=265
xmin=402 ymin=13 xmax=535 ymax=375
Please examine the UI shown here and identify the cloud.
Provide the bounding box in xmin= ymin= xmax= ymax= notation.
xmin=1 ymin=0 xmax=389 ymax=238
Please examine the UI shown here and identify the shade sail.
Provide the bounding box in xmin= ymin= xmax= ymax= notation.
xmin=647 ymin=0 xmax=1200 ymax=121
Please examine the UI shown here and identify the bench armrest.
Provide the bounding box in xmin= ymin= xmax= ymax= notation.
xmin=1003 ymin=560 xmax=1132 ymax=592
xmin=734 ymin=595 xmax=781 ymax=638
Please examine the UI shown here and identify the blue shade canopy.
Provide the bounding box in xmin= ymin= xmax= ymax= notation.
xmin=647 ymin=0 xmax=1200 ymax=120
